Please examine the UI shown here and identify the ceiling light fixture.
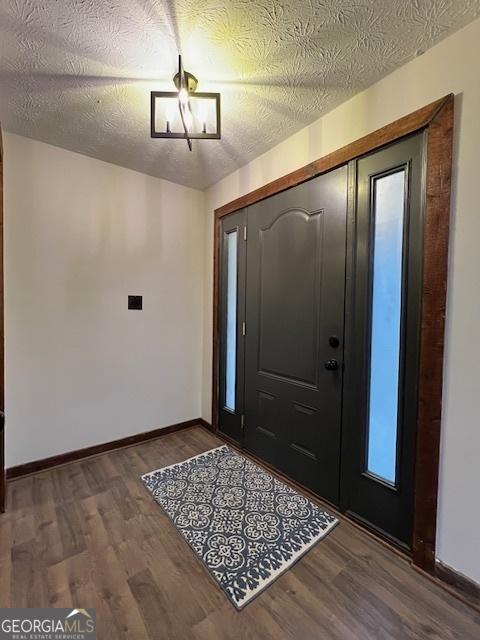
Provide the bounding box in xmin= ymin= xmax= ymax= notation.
xmin=150 ymin=55 xmax=221 ymax=151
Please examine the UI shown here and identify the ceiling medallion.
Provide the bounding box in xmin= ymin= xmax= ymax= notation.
xmin=150 ymin=55 xmax=221 ymax=151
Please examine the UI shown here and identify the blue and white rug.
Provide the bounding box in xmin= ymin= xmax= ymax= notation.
xmin=141 ymin=445 xmax=338 ymax=609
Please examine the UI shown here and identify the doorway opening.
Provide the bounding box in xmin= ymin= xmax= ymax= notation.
xmin=212 ymin=95 xmax=454 ymax=574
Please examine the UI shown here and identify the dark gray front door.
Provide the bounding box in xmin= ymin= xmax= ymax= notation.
xmin=243 ymin=167 xmax=348 ymax=503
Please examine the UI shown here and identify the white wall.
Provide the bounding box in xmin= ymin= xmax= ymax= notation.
xmin=4 ymin=133 xmax=204 ymax=467
xmin=202 ymin=18 xmax=480 ymax=583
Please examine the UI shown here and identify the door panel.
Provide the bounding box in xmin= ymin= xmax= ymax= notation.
xmin=244 ymin=167 xmax=348 ymax=503
xmin=257 ymin=208 xmax=320 ymax=386
xmin=218 ymin=209 xmax=246 ymax=444
xmin=341 ymin=133 xmax=424 ymax=547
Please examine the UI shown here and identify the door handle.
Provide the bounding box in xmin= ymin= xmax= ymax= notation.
xmin=324 ymin=359 xmax=339 ymax=371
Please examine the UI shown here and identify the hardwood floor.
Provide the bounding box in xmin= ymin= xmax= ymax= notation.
xmin=1 ymin=426 xmax=478 ymax=639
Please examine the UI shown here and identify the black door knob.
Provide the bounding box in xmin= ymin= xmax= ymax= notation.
xmin=329 ymin=335 xmax=340 ymax=348
xmin=324 ymin=359 xmax=339 ymax=371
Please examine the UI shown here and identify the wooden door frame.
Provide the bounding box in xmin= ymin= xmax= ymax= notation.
xmin=0 ymin=126 xmax=5 ymax=513
xmin=211 ymin=94 xmax=454 ymax=574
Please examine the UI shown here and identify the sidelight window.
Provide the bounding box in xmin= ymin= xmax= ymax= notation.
xmin=366 ymin=169 xmax=406 ymax=485
xmin=225 ymin=230 xmax=238 ymax=412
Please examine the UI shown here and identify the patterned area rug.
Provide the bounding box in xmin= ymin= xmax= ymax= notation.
xmin=141 ymin=445 xmax=338 ymax=609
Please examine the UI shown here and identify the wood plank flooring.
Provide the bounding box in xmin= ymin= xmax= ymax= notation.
xmin=1 ymin=426 xmax=478 ymax=639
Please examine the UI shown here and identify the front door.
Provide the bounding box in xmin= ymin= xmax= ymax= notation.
xmin=243 ymin=167 xmax=348 ymax=503
xmin=216 ymin=134 xmax=425 ymax=546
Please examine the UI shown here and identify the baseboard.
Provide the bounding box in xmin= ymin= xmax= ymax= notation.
xmin=435 ymin=561 xmax=480 ymax=612
xmin=198 ymin=418 xmax=215 ymax=433
xmin=6 ymin=418 xmax=201 ymax=480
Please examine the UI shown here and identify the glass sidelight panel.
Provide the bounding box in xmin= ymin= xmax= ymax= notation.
xmin=225 ymin=231 xmax=238 ymax=411
xmin=367 ymin=170 xmax=406 ymax=485
xmin=218 ymin=209 xmax=246 ymax=443
xmin=341 ymin=133 xmax=424 ymax=546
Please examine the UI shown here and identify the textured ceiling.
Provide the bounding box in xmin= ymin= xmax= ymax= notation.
xmin=1 ymin=1 xmax=479 ymax=189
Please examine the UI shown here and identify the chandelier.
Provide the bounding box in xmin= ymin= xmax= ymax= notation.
xmin=150 ymin=55 xmax=221 ymax=151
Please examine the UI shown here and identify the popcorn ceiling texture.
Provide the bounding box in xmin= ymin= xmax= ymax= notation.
xmin=1 ymin=0 xmax=479 ymax=189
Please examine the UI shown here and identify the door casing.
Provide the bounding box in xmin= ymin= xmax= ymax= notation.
xmin=212 ymin=95 xmax=454 ymax=574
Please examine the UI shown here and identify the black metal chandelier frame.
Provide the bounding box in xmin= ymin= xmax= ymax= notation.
xmin=150 ymin=55 xmax=221 ymax=151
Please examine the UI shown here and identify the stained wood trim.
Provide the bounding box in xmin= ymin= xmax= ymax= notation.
xmin=211 ymin=94 xmax=454 ymax=575
xmin=214 ymin=95 xmax=450 ymax=219
xmin=6 ymin=418 xmax=201 ymax=480
xmin=413 ymin=95 xmax=454 ymax=571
